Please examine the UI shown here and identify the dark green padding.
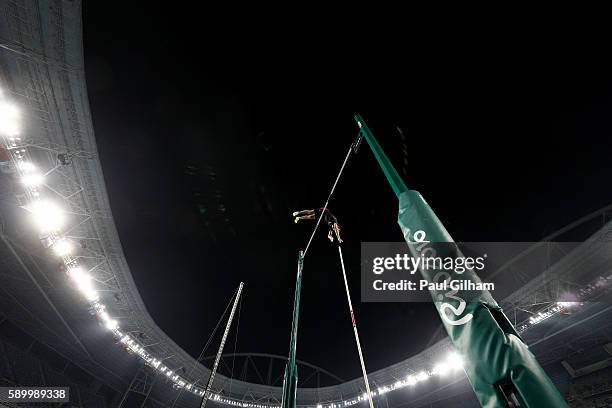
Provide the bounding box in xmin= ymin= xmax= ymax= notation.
xmin=357 ymin=114 xmax=567 ymax=408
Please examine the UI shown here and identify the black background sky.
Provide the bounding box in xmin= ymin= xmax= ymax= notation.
xmin=82 ymin=6 xmax=612 ymax=383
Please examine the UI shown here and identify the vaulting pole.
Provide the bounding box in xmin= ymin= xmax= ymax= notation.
xmin=281 ymin=251 xmax=304 ymax=408
xmin=354 ymin=114 xmax=567 ymax=408
xmin=200 ymin=282 xmax=244 ymax=408
xmin=337 ymin=245 xmax=375 ymax=408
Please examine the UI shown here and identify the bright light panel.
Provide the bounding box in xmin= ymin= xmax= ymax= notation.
xmin=447 ymin=352 xmax=464 ymax=369
xmin=18 ymin=161 xmax=36 ymax=172
xmin=52 ymin=239 xmax=73 ymax=256
xmin=99 ymin=311 xmax=117 ymax=330
xmin=27 ymin=200 xmax=65 ymax=232
xmin=105 ymin=319 xmax=118 ymax=331
xmin=68 ymin=266 xmax=98 ymax=301
xmin=21 ymin=173 xmax=44 ymax=187
xmin=433 ymin=362 xmax=451 ymax=376
xmin=0 ymin=100 xmax=20 ymax=136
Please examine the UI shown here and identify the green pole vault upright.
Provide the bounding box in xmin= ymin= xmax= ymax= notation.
xmin=354 ymin=114 xmax=567 ymax=408
xmin=281 ymin=251 xmax=304 ymax=408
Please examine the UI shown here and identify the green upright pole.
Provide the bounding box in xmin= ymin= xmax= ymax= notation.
xmin=354 ymin=114 xmax=567 ymax=408
xmin=281 ymin=251 xmax=304 ymax=408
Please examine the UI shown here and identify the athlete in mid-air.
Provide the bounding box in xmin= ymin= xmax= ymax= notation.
xmin=292 ymin=208 xmax=342 ymax=243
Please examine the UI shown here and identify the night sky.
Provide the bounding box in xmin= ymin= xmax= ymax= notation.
xmin=82 ymin=6 xmax=612 ymax=383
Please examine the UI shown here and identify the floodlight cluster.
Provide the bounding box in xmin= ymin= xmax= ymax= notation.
xmin=310 ymin=353 xmax=464 ymax=408
xmin=0 ymin=90 xmax=20 ymax=136
xmin=0 ymin=88 xmax=212 ymax=400
xmin=516 ymin=273 xmax=612 ymax=333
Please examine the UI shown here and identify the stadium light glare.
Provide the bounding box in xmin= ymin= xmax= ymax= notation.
xmin=105 ymin=319 xmax=118 ymax=331
xmin=2 ymin=89 xmax=224 ymax=406
xmin=557 ymin=291 xmax=578 ymax=306
xmin=416 ymin=371 xmax=428 ymax=382
xmin=447 ymin=352 xmax=464 ymax=369
xmin=27 ymin=200 xmax=65 ymax=232
xmin=52 ymin=239 xmax=73 ymax=256
xmin=68 ymin=266 xmax=98 ymax=301
xmin=21 ymin=173 xmax=44 ymax=187
xmin=82 ymin=288 xmax=99 ymax=301
xmin=0 ymin=99 xmax=20 ymax=136
xmin=433 ymin=362 xmax=451 ymax=376
xmin=68 ymin=267 xmax=86 ymax=284
xmin=18 ymin=161 xmax=36 ymax=172
xmin=406 ymin=375 xmax=417 ymax=386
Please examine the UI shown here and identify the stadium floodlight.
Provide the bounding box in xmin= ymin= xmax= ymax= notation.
xmin=406 ymin=375 xmax=417 ymax=386
xmin=68 ymin=266 xmax=87 ymax=283
xmin=447 ymin=352 xmax=464 ymax=369
xmin=21 ymin=173 xmax=44 ymax=187
xmin=27 ymin=200 xmax=65 ymax=232
xmin=82 ymin=287 xmax=99 ymax=301
xmin=105 ymin=318 xmax=118 ymax=331
xmin=557 ymin=291 xmax=578 ymax=305
xmin=0 ymin=99 xmax=20 ymax=136
xmin=433 ymin=362 xmax=451 ymax=376
xmin=416 ymin=371 xmax=428 ymax=382
xmin=79 ymin=282 xmax=99 ymax=301
xmin=98 ymin=310 xmax=118 ymax=330
xmin=18 ymin=161 xmax=36 ymax=172
xmin=52 ymin=239 xmax=73 ymax=256
xmin=68 ymin=266 xmax=98 ymax=301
